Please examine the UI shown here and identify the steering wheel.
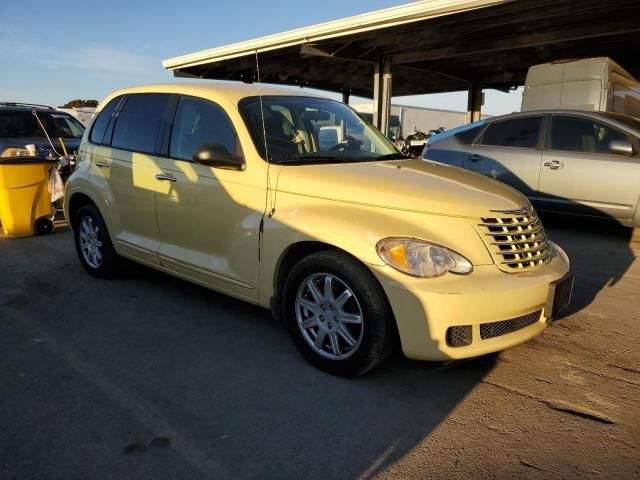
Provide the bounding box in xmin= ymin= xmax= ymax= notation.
xmin=266 ymin=135 xmax=295 ymax=148
xmin=328 ymin=135 xmax=362 ymax=152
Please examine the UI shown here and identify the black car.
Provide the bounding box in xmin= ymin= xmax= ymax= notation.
xmin=0 ymin=102 xmax=85 ymax=157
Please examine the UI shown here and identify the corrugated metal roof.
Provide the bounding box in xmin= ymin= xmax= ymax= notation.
xmin=162 ymin=0 xmax=507 ymax=71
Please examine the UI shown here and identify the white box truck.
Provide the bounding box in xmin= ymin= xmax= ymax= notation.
xmin=521 ymin=57 xmax=640 ymax=117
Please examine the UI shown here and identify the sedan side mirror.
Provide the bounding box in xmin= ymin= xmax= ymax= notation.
xmin=193 ymin=144 xmax=245 ymax=170
xmin=609 ymin=139 xmax=634 ymax=156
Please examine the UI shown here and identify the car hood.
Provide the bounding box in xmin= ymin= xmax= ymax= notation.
xmin=275 ymin=158 xmax=529 ymax=218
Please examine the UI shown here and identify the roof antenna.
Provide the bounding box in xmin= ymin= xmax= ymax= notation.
xmin=255 ymin=50 xmax=274 ymax=217
xmin=255 ymin=50 xmax=270 ymax=163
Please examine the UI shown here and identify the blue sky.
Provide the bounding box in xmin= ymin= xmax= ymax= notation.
xmin=0 ymin=0 xmax=521 ymax=114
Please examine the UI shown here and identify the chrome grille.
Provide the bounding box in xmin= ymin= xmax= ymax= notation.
xmin=477 ymin=206 xmax=551 ymax=272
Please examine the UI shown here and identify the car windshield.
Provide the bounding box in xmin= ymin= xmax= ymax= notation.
xmin=238 ymin=96 xmax=403 ymax=164
xmin=599 ymin=112 xmax=640 ymax=132
xmin=0 ymin=110 xmax=85 ymax=139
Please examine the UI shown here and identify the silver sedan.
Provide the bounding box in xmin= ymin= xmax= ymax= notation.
xmin=422 ymin=110 xmax=640 ymax=227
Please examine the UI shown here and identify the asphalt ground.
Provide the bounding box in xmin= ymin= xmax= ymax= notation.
xmin=1 ymin=216 xmax=638 ymax=479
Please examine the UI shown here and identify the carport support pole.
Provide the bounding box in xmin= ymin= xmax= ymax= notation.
xmin=466 ymin=83 xmax=483 ymax=124
xmin=373 ymin=57 xmax=392 ymax=136
xmin=342 ymin=89 xmax=351 ymax=105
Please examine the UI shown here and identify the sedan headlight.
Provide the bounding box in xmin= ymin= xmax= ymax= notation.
xmin=377 ymin=237 xmax=473 ymax=277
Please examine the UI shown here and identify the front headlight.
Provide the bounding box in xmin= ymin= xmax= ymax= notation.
xmin=377 ymin=237 xmax=473 ymax=277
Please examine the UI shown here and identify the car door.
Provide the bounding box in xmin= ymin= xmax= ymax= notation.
xmin=537 ymin=114 xmax=640 ymax=220
xmin=155 ymin=95 xmax=264 ymax=301
xmin=464 ymin=115 xmax=544 ymax=197
xmin=103 ymin=93 xmax=175 ymax=265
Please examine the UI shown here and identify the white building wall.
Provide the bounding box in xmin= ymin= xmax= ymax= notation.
xmin=353 ymin=103 xmax=491 ymax=137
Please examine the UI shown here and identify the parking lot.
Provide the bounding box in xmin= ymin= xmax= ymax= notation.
xmin=1 ymin=217 xmax=639 ymax=479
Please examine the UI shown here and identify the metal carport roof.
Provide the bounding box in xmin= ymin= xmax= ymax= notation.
xmin=163 ymin=0 xmax=640 ymax=133
xmin=163 ymin=0 xmax=640 ymax=97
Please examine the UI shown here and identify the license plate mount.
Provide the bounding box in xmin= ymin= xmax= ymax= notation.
xmin=547 ymin=273 xmax=574 ymax=321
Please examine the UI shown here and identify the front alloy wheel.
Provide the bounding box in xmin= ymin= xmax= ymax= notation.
xmin=295 ymin=273 xmax=364 ymax=360
xmin=283 ymin=250 xmax=397 ymax=377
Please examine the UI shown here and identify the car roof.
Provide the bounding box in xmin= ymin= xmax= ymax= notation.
xmin=0 ymin=103 xmax=56 ymax=112
xmin=485 ymin=108 xmax=636 ymax=122
xmin=99 ymin=81 xmax=326 ymax=110
xmin=427 ymin=109 xmax=640 ymax=149
xmin=476 ymin=109 xmax=640 ymax=135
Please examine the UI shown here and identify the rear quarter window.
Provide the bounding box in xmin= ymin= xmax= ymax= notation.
xmin=456 ymin=124 xmax=484 ymax=144
xmin=89 ymin=96 xmax=121 ymax=144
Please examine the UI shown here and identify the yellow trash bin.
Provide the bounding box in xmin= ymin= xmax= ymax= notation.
xmin=0 ymin=157 xmax=56 ymax=238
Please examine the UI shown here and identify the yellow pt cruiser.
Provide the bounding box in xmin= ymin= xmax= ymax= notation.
xmin=64 ymin=83 xmax=573 ymax=376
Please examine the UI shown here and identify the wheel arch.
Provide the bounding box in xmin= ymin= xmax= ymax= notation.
xmin=271 ymin=241 xmax=396 ymax=332
xmin=67 ymin=192 xmax=98 ymax=228
xmin=273 ymin=241 xmax=334 ymax=301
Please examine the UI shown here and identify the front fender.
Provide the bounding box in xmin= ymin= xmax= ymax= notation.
xmin=259 ymin=191 xmax=493 ymax=306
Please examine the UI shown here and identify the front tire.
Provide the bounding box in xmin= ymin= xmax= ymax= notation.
xmin=73 ymin=204 xmax=120 ymax=278
xmin=282 ymin=250 xmax=396 ymax=377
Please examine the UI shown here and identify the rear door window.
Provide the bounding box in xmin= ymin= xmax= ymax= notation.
xmin=480 ymin=116 xmax=542 ymax=148
xmin=549 ymin=116 xmax=630 ymax=154
xmin=169 ymin=96 xmax=238 ymax=161
xmin=112 ymin=94 xmax=172 ymax=154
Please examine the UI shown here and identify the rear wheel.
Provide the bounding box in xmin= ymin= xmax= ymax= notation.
xmin=73 ymin=204 xmax=120 ymax=278
xmin=282 ymin=250 xmax=396 ymax=377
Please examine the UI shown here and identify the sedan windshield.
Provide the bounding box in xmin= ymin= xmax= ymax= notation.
xmin=600 ymin=112 xmax=640 ymax=133
xmin=0 ymin=111 xmax=85 ymax=139
xmin=238 ymin=96 xmax=403 ymax=164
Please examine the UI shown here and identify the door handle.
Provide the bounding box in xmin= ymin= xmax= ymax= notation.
xmin=543 ymin=160 xmax=564 ymax=170
xmin=156 ymin=174 xmax=177 ymax=182
xmin=468 ymin=154 xmax=483 ymax=162
xmin=95 ymin=161 xmax=110 ymax=168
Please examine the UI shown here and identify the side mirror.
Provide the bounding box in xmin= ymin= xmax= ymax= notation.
xmin=193 ymin=144 xmax=245 ymax=170
xmin=609 ymin=139 xmax=634 ymax=156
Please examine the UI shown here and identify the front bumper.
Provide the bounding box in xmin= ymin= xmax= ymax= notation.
xmin=370 ymin=242 xmax=571 ymax=361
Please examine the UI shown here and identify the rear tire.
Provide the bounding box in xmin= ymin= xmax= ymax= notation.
xmin=73 ymin=204 xmax=120 ymax=278
xmin=282 ymin=249 xmax=396 ymax=377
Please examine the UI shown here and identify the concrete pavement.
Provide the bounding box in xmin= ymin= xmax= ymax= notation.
xmin=0 ymin=218 xmax=638 ymax=479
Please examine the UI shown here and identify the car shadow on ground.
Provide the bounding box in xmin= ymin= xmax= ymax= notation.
xmin=446 ymin=157 xmax=638 ymax=315
xmin=6 ymin=214 xmax=636 ymax=479
xmin=109 ymin=260 xmax=496 ymax=479
xmin=541 ymin=213 xmax=637 ymax=314
xmin=41 ymin=204 xmax=636 ymax=479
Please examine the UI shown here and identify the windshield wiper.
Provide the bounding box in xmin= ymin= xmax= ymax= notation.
xmin=373 ymin=153 xmax=411 ymax=161
xmin=276 ymin=152 xmax=410 ymax=164
xmin=277 ymin=154 xmax=351 ymax=164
